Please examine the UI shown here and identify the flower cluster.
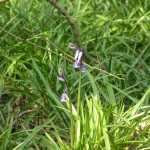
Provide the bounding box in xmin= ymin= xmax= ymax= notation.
xmin=58 ymin=43 xmax=87 ymax=102
xmin=57 ymin=70 xmax=69 ymax=102
xmin=69 ymin=43 xmax=87 ymax=72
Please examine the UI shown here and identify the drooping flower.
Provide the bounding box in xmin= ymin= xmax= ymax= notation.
xmin=57 ymin=69 xmax=69 ymax=102
xmin=74 ymin=49 xmax=80 ymax=60
xmin=80 ymin=64 xmax=87 ymax=72
xmin=60 ymin=88 xmax=69 ymax=102
xmin=69 ymin=42 xmax=87 ymax=72
xmin=73 ymin=50 xmax=83 ymax=69
xmin=57 ymin=72 xmax=65 ymax=82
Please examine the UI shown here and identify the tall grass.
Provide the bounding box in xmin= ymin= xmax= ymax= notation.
xmin=0 ymin=0 xmax=150 ymax=149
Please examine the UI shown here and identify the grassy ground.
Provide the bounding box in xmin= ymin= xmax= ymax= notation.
xmin=0 ymin=0 xmax=150 ymax=149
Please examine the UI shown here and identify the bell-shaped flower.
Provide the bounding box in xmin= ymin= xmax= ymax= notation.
xmin=60 ymin=88 xmax=69 ymax=102
xmin=57 ymin=73 xmax=65 ymax=82
xmin=69 ymin=42 xmax=87 ymax=72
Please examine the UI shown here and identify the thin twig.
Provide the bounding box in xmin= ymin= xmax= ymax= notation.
xmin=48 ymin=0 xmax=81 ymax=47
xmin=0 ymin=0 xmax=8 ymax=3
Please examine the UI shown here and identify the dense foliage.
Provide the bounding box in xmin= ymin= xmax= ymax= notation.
xmin=0 ymin=0 xmax=150 ymax=149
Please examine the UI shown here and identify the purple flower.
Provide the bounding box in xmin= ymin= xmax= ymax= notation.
xmin=57 ymin=70 xmax=65 ymax=82
xmin=74 ymin=50 xmax=83 ymax=61
xmin=73 ymin=50 xmax=87 ymax=72
xmin=80 ymin=64 xmax=87 ymax=72
xmin=73 ymin=61 xmax=81 ymax=69
xmin=73 ymin=63 xmax=87 ymax=72
xmin=69 ymin=42 xmax=87 ymax=72
xmin=73 ymin=50 xmax=82 ymax=67
xmin=57 ymin=74 xmax=65 ymax=82
xmin=60 ymin=89 xmax=69 ymax=102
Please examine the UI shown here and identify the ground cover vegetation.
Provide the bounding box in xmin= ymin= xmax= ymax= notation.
xmin=0 ymin=0 xmax=150 ymax=149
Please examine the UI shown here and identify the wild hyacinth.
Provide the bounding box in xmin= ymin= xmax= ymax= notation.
xmin=69 ymin=43 xmax=87 ymax=72
xmin=57 ymin=70 xmax=69 ymax=102
xmin=57 ymin=71 xmax=65 ymax=82
xmin=60 ymin=87 xmax=69 ymax=102
xmin=58 ymin=43 xmax=87 ymax=102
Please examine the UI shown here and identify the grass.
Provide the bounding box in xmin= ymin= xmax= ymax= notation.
xmin=0 ymin=0 xmax=150 ymax=149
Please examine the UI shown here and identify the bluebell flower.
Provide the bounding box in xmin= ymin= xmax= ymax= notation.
xmin=80 ymin=64 xmax=87 ymax=72
xmin=57 ymin=72 xmax=65 ymax=82
xmin=60 ymin=88 xmax=69 ymax=102
xmin=69 ymin=42 xmax=87 ymax=72
xmin=73 ymin=50 xmax=83 ymax=68
xmin=57 ymin=68 xmax=66 ymax=82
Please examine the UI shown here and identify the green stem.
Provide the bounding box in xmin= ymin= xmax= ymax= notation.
xmin=77 ymin=72 xmax=81 ymax=115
